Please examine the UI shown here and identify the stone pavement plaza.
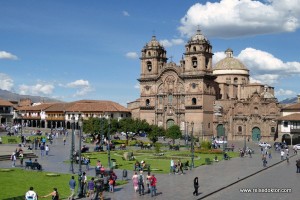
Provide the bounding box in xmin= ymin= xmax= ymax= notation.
xmin=0 ymin=133 xmax=299 ymax=200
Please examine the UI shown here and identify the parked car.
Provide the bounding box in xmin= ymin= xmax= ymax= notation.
xmin=258 ymin=142 xmax=271 ymax=148
xmin=293 ymin=144 xmax=300 ymax=150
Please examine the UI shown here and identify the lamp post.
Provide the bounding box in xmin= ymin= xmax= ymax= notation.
xmin=243 ymin=134 xmax=247 ymax=152
xmin=186 ymin=122 xmax=189 ymax=148
xmin=78 ymin=117 xmax=83 ymax=174
xmin=191 ymin=121 xmax=194 ymax=169
xmin=100 ymin=117 xmax=104 ymax=147
xmin=107 ymin=118 xmax=111 ymax=169
xmin=70 ymin=115 xmax=75 ymax=174
xmin=77 ymin=116 xmax=83 ymax=198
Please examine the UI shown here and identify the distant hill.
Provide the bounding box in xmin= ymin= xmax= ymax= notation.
xmin=280 ymin=96 xmax=298 ymax=104
xmin=0 ymin=89 xmax=62 ymax=103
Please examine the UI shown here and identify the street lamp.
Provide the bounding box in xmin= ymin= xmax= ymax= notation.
xmin=186 ymin=122 xmax=189 ymax=147
xmin=100 ymin=117 xmax=104 ymax=147
xmin=191 ymin=121 xmax=194 ymax=169
xmin=78 ymin=117 xmax=83 ymax=174
xmin=107 ymin=117 xmax=111 ymax=169
xmin=70 ymin=115 xmax=75 ymax=174
xmin=77 ymin=116 xmax=83 ymax=198
xmin=243 ymin=134 xmax=247 ymax=152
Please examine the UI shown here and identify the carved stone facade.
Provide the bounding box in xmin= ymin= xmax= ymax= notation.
xmin=128 ymin=30 xmax=281 ymax=141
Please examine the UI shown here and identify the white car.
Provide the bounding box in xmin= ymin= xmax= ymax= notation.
xmin=258 ymin=142 xmax=271 ymax=148
xmin=293 ymin=144 xmax=300 ymax=150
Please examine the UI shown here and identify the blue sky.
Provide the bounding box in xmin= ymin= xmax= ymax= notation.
xmin=0 ymin=0 xmax=299 ymax=105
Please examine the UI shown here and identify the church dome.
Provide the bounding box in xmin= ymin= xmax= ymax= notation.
xmin=214 ymin=49 xmax=248 ymax=71
xmin=147 ymin=35 xmax=161 ymax=47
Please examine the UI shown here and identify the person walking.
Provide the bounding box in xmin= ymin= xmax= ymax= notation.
xmin=19 ymin=152 xmax=24 ymax=166
xmin=178 ymin=159 xmax=184 ymax=175
xmin=42 ymin=188 xmax=59 ymax=200
xmin=146 ymin=171 xmax=151 ymax=194
xmin=262 ymin=155 xmax=267 ymax=167
xmin=11 ymin=152 xmax=16 ymax=167
xmin=138 ymin=171 xmax=145 ymax=196
xmin=40 ymin=144 xmax=45 ymax=157
xmin=45 ymin=145 xmax=50 ymax=156
xmin=170 ymin=158 xmax=174 ymax=175
xmin=81 ymin=172 xmax=87 ymax=196
xmin=132 ymin=171 xmax=138 ymax=192
xmin=193 ymin=177 xmax=199 ymax=196
xmin=68 ymin=176 xmax=76 ymax=200
xmin=87 ymin=177 xmax=95 ymax=199
xmin=296 ymin=159 xmax=300 ymax=173
xmin=280 ymin=149 xmax=285 ymax=161
xmin=25 ymin=186 xmax=38 ymax=200
xmin=63 ymin=136 xmax=66 ymax=145
xmin=150 ymin=174 xmax=157 ymax=197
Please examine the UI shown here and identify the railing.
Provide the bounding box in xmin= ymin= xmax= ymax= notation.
xmin=46 ymin=117 xmax=65 ymax=120
xmin=290 ymin=128 xmax=300 ymax=134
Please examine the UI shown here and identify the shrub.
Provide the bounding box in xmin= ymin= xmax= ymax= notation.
xmin=195 ymin=149 xmax=223 ymax=154
xmin=154 ymin=143 xmax=162 ymax=153
xmin=200 ymin=141 xmax=211 ymax=150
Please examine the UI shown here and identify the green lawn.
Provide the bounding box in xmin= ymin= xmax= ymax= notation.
xmin=82 ymin=150 xmax=238 ymax=174
xmin=0 ymin=168 xmax=127 ymax=200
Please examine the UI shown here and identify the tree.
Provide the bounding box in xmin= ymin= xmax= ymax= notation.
xmin=166 ymin=125 xmax=182 ymax=145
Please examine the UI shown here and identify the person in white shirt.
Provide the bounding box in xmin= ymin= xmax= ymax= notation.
xmin=25 ymin=186 xmax=37 ymax=200
xmin=45 ymin=145 xmax=50 ymax=156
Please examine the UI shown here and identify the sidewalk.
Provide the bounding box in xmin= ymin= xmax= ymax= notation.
xmin=0 ymin=133 xmax=293 ymax=200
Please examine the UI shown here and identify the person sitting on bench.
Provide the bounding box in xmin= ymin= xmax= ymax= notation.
xmin=33 ymin=159 xmax=42 ymax=170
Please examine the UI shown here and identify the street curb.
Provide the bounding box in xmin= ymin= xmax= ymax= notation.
xmin=197 ymin=154 xmax=297 ymax=200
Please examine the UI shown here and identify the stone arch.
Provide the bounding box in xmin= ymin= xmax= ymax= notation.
xmin=216 ymin=124 xmax=225 ymax=137
xmin=166 ymin=119 xmax=175 ymax=129
xmin=282 ymin=134 xmax=291 ymax=145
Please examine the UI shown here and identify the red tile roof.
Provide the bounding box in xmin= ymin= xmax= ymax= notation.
xmin=277 ymin=113 xmax=300 ymax=121
xmin=0 ymin=98 xmax=13 ymax=106
xmin=281 ymin=103 xmax=300 ymax=111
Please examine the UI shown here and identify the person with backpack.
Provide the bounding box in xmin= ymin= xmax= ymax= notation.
xmin=25 ymin=186 xmax=38 ymax=200
xmin=138 ymin=171 xmax=145 ymax=196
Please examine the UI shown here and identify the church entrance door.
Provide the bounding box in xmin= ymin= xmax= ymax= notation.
xmin=252 ymin=127 xmax=261 ymax=141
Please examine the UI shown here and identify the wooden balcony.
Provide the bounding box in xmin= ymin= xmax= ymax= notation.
xmin=46 ymin=117 xmax=65 ymax=121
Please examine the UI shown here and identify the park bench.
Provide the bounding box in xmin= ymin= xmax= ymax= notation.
xmin=25 ymin=162 xmax=42 ymax=170
xmin=205 ymin=158 xmax=212 ymax=165
xmin=225 ymin=147 xmax=234 ymax=151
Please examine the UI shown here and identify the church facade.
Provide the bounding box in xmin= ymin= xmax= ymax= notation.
xmin=128 ymin=30 xmax=281 ymax=142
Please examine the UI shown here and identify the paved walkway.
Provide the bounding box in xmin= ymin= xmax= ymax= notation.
xmin=0 ymin=131 xmax=298 ymax=200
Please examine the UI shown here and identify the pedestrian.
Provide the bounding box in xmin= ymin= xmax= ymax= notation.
xmin=63 ymin=136 xmax=66 ymax=145
xmin=19 ymin=153 xmax=24 ymax=166
xmin=40 ymin=144 xmax=45 ymax=157
xmin=81 ymin=172 xmax=87 ymax=196
xmin=193 ymin=177 xmax=199 ymax=196
xmin=45 ymin=145 xmax=50 ymax=156
xmin=146 ymin=171 xmax=151 ymax=194
xmin=94 ymin=179 xmax=104 ymax=200
xmin=170 ymin=158 xmax=174 ymax=175
xmin=178 ymin=159 xmax=184 ymax=175
xmin=293 ymin=146 xmax=298 ymax=155
xmin=138 ymin=171 xmax=145 ymax=196
xmin=150 ymin=174 xmax=157 ymax=197
xmin=11 ymin=152 xmax=16 ymax=167
xmin=25 ymin=186 xmax=38 ymax=200
xmin=85 ymin=156 xmax=90 ymax=171
xmin=87 ymin=177 xmax=95 ymax=199
xmin=262 ymin=155 xmax=267 ymax=167
xmin=280 ymin=149 xmax=285 ymax=160
xmin=42 ymin=188 xmax=59 ymax=200
xmin=296 ymin=159 xmax=300 ymax=173
xmin=132 ymin=171 xmax=138 ymax=192
xmin=68 ymin=176 xmax=76 ymax=200
xmin=248 ymin=149 xmax=252 ymax=158
xmin=109 ymin=177 xmax=114 ymax=193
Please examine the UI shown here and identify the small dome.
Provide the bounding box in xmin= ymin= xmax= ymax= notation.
xmin=190 ymin=29 xmax=207 ymax=42
xmin=214 ymin=49 xmax=248 ymax=71
xmin=147 ymin=35 xmax=161 ymax=47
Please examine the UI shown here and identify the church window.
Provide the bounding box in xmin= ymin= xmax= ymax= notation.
xmin=205 ymin=57 xmax=209 ymax=69
xmin=148 ymin=51 xmax=151 ymax=56
xmin=254 ymin=107 xmax=258 ymax=114
xmin=226 ymin=78 xmax=231 ymax=84
xmin=192 ymin=57 xmax=197 ymax=68
xmin=168 ymin=94 xmax=173 ymax=104
xmin=271 ymin=127 xmax=275 ymax=133
xmin=234 ymin=77 xmax=238 ymax=84
xmin=146 ymin=99 xmax=150 ymax=106
xmin=159 ymin=96 xmax=162 ymax=104
xmin=192 ymin=98 xmax=197 ymax=105
xmin=238 ymin=126 xmax=242 ymax=133
xmin=147 ymin=61 xmax=152 ymax=72
xmin=208 ymin=123 xmax=210 ymax=129
xmin=193 ymin=46 xmax=196 ymax=52
xmin=283 ymin=121 xmax=288 ymax=127
xmin=192 ymin=83 xmax=196 ymax=89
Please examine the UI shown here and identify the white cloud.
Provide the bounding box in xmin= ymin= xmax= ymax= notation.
xmin=125 ymin=52 xmax=138 ymax=59
xmin=178 ymin=0 xmax=300 ymax=38
xmin=0 ymin=51 xmax=18 ymax=60
xmin=159 ymin=38 xmax=184 ymax=47
xmin=66 ymin=79 xmax=89 ymax=88
xmin=275 ymin=89 xmax=296 ymax=96
xmin=123 ymin=11 xmax=130 ymax=17
xmin=0 ymin=73 xmax=14 ymax=91
xmin=66 ymin=79 xmax=93 ymax=97
xmin=134 ymin=83 xmax=139 ymax=89
xmin=249 ymin=77 xmax=262 ymax=84
xmin=19 ymin=83 xmax=54 ymax=95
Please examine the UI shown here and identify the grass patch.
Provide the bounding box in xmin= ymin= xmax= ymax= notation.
xmin=82 ymin=150 xmax=239 ymax=174
xmin=0 ymin=168 xmax=127 ymax=200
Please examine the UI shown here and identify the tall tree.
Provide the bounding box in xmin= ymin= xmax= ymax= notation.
xmin=166 ymin=125 xmax=182 ymax=145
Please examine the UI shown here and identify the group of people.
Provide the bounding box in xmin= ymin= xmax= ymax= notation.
xmin=170 ymin=158 xmax=185 ymax=175
xmin=132 ymin=171 xmax=157 ymax=197
xmin=25 ymin=186 xmax=59 ymax=200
